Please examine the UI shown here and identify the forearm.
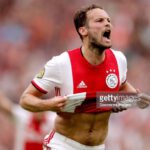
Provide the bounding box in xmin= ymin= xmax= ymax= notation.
xmin=20 ymin=93 xmax=52 ymax=112
xmin=20 ymin=85 xmax=67 ymax=112
xmin=119 ymin=81 xmax=149 ymax=108
xmin=119 ymin=81 xmax=137 ymax=93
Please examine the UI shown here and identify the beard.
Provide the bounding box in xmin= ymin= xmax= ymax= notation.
xmin=89 ymin=34 xmax=112 ymax=53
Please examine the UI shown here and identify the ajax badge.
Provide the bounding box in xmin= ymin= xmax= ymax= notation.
xmin=106 ymin=73 xmax=118 ymax=88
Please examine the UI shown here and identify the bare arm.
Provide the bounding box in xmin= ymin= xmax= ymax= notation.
xmin=119 ymin=81 xmax=137 ymax=93
xmin=20 ymin=84 xmax=67 ymax=112
xmin=119 ymin=81 xmax=149 ymax=108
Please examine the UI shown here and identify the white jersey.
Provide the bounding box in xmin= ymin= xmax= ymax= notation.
xmin=32 ymin=48 xmax=127 ymax=113
xmin=32 ymin=48 xmax=127 ymax=97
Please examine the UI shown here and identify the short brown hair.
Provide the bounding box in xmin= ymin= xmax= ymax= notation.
xmin=74 ymin=4 xmax=103 ymax=40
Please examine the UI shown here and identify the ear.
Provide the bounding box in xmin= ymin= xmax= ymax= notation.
xmin=78 ymin=27 xmax=88 ymax=37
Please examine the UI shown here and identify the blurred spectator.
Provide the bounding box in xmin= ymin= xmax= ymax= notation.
xmin=0 ymin=91 xmax=56 ymax=150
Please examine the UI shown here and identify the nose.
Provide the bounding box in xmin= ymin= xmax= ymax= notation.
xmin=105 ymin=20 xmax=111 ymax=27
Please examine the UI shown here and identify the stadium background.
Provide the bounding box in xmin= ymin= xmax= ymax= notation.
xmin=0 ymin=0 xmax=149 ymax=149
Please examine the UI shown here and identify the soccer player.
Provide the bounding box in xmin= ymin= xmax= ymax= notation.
xmin=20 ymin=4 xmax=149 ymax=150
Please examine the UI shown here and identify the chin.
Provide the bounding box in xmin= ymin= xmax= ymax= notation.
xmin=106 ymin=45 xmax=112 ymax=49
xmin=100 ymin=44 xmax=112 ymax=50
xmin=104 ymin=43 xmax=112 ymax=49
xmin=90 ymin=39 xmax=112 ymax=50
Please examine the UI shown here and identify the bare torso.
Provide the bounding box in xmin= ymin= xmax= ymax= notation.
xmin=54 ymin=112 xmax=111 ymax=146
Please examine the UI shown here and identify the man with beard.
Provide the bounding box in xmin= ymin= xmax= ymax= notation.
xmin=20 ymin=4 xmax=149 ymax=150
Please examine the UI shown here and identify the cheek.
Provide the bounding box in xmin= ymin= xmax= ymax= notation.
xmin=88 ymin=28 xmax=100 ymax=36
xmin=90 ymin=30 xmax=101 ymax=39
xmin=89 ymin=26 xmax=102 ymax=35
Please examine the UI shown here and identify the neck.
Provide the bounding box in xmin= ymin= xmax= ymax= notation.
xmin=81 ymin=44 xmax=106 ymax=65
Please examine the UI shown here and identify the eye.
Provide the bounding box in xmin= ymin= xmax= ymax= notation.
xmin=96 ymin=18 xmax=104 ymax=22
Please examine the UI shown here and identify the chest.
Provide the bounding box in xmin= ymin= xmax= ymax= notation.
xmin=68 ymin=49 xmax=120 ymax=93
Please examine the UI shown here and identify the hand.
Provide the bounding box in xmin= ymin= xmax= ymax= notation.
xmin=137 ymin=93 xmax=150 ymax=109
xmin=112 ymin=106 xmax=127 ymax=113
xmin=48 ymin=96 xmax=67 ymax=112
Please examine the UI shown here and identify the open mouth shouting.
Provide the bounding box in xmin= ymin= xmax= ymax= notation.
xmin=102 ymin=29 xmax=111 ymax=42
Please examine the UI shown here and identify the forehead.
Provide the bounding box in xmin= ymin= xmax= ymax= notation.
xmin=86 ymin=8 xmax=110 ymax=20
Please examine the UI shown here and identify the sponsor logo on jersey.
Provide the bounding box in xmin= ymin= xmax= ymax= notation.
xmin=36 ymin=68 xmax=45 ymax=79
xmin=77 ymin=81 xmax=87 ymax=88
xmin=106 ymin=73 xmax=118 ymax=88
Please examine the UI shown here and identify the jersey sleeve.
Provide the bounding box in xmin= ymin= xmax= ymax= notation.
xmin=112 ymin=50 xmax=127 ymax=85
xmin=31 ymin=56 xmax=62 ymax=94
xmin=119 ymin=52 xmax=127 ymax=84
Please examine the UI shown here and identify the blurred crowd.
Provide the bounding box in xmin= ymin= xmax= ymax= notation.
xmin=0 ymin=0 xmax=149 ymax=150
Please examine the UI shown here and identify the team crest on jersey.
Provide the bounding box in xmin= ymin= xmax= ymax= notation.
xmin=36 ymin=68 xmax=45 ymax=79
xmin=106 ymin=73 xmax=118 ymax=89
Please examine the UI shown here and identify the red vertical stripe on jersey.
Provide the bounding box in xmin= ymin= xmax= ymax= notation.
xmin=68 ymin=48 xmax=120 ymax=93
xmin=68 ymin=48 xmax=120 ymax=113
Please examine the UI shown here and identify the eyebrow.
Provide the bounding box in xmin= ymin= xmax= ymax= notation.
xmin=94 ymin=17 xmax=111 ymax=21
